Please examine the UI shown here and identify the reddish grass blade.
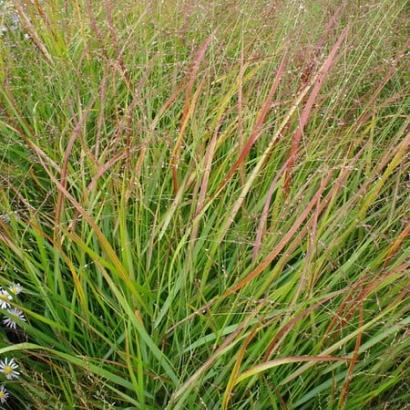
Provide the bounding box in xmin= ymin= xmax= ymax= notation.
xmin=264 ymin=148 xmax=367 ymax=295
xmin=170 ymin=34 xmax=213 ymax=193
xmin=191 ymin=118 xmax=224 ymax=244
xmin=223 ymin=172 xmax=332 ymax=297
xmin=31 ymin=0 xmax=55 ymax=37
xmin=339 ymin=301 xmax=364 ymax=409
xmin=95 ymin=69 xmax=109 ymax=158
xmin=299 ymin=4 xmax=345 ymax=87
xmin=284 ymin=26 xmax=349 ymax=193
xmin=150 ymin=85 xmax=186 ymax=132
xmin=53 ymin=97 xmax=96 ymax=240
xmin=169 ymin=146 xmax=366 ymax=335
xmin=323 ymin=262 xmax=410 ymax=344
xmin=263 ymin=292 xmax=342 ymax=361
xmin=216 ymin=52 xmax=288 ymax=195
xmin=322 ymin=284 xmax=362 ymax=342
xmin=87 ymin=150 xmax=129 ymax=193
xmin=383 ymin=224 xmax=410 ymax=266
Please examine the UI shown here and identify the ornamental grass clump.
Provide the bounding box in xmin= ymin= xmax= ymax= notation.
xmin=0 ymin=0 xmax=409 ymax=408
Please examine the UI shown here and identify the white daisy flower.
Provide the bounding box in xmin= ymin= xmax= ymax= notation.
xmin=0 ymin=385 xmax=9 ymax=404
xmin=9 ymin=283 xmax=23 ymax=295
xmin=3 ymin=308 xmax=25 ymax=329
xmin=0 ymin=358 xmax=20 ymax=380
xmin=0 ymin=289 xmax=12 ymax=309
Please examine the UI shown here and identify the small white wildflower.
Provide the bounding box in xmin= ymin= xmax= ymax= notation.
xmin=0 ymin=358 xmax=20 ymax=380
xmin=0 ymin=385 xmax=9 ymax=404
xmin=3 ymin=308 xmax=25 ymax=329
xmin=0 ymin=289 xmax=12 ymax=309
xmin=3 ymin=308 xmax=26 ymax=329
xmin=9 ymin=283 xmax=23 ymax=295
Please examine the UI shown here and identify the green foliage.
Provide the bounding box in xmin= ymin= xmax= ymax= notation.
xmin=0 ymin=0 xmax=409 ymax=408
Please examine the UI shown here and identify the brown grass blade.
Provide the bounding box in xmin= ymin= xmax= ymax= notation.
xmin=95 ymin=69 xmax=109 ymax=158
xmin=31 ymin=0 xmax=56 ymax=38
xmin=12 ymin=0 xmax=53 ymax=64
